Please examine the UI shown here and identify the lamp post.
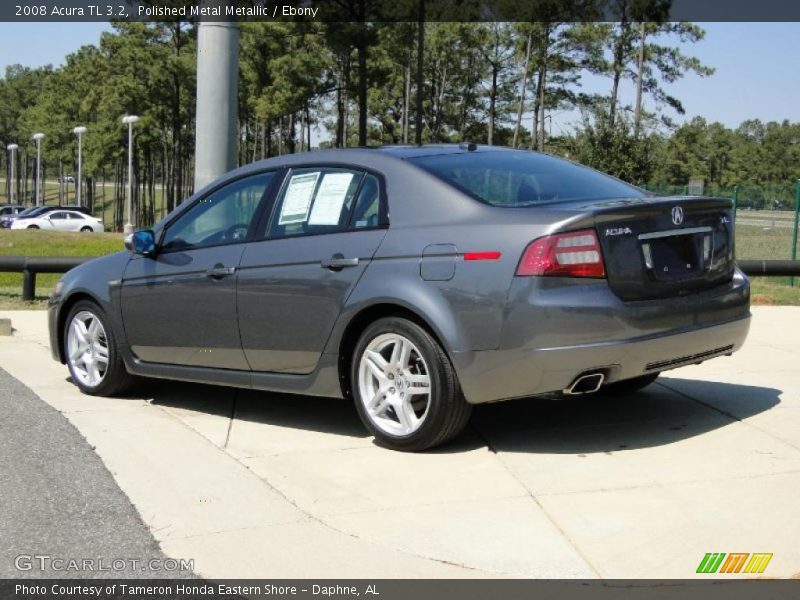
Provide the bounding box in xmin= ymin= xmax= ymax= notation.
xmin=72 ymin=126 xmax=87 ymax=207
xmin=6 ymin=144 xmax=18 ymax=204
xmin=195 ymin=17 xmax=239 ymax=190
xmin=32 ymin=133 xmax=45 ymax=206
xmin=121 ymin=116 xmax=139 ymax=233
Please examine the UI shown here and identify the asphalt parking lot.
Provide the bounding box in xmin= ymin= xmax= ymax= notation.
xmin=0 ymin=368 xmax=189 ymax=579
xmin=1 ymin=307 xmax=799 ymax=579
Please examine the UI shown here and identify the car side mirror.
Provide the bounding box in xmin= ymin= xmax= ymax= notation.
xmin=125 ymin=230 xmax=156 ymax=257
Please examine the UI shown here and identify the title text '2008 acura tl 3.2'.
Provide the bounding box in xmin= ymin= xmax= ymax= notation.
xmin=48 ymin=145 xmax=750 ymax=451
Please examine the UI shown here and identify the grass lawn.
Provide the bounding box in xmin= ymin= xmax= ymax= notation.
xmin=0 ymin=229 xmax=123 ymax=309
xmin=749 ymin=278 xmax=800 ymax=305
xmin=735 ymin=222 xmax=797 ymax=261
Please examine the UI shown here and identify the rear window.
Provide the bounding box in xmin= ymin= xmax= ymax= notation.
xmin=408 ymin=151 xmax=646 ymax=207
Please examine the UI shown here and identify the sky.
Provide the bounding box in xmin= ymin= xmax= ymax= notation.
xmin=1 ymin=21 xmax=799 ymax=138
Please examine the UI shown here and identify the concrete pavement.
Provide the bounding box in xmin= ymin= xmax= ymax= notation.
xmin=1 ymin=308 xmax=799 ymax=579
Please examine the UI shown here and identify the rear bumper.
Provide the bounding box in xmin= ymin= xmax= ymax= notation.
xmin=452 ymin=270 xmax=751 ymax=404
xmin=454 ymin=314 xmax=749 ymax=404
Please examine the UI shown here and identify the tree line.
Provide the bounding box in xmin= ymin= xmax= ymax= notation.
xmin=0 ymin=4 xmax=797 ymax=229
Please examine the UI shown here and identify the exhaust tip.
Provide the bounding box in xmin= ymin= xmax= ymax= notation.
xmin=564 ymin=372 xmax=605 ymax=395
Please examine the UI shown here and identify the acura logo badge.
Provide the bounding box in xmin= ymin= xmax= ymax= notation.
xmin=671 ymin=206 xmax=684 ymax=226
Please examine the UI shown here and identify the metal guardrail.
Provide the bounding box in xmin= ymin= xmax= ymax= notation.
xmin=0 ymin=256 xmax=92 ymax=301
xmin=0 ymin=256 xmax=798 ymax=302
xmin=736 ymin=260 xmax=800 ymax=277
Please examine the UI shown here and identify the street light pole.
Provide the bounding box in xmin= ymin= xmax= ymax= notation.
xmin=32 ymin=133 xmax=45 ymax=206
xmin=121 ymin=116 xmax=139 ymax=233
xmin=7 ymin=144 xmax=18 ymax=204
xmin=195 ymin=15 xmax=239 ymax=190
xmin=72 ymin=126 xmax=87 ymax=207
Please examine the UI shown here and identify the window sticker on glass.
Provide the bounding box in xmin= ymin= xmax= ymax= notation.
xmin=279 ymin=172 xmax=320 ymax=224
xmin=308 ymin=172 xmax=355 ymax=225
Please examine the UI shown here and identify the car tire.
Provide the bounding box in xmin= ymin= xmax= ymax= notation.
xmin=64 ymin=300 xmax=136 ymax=396
xmin=27 ymin=225 xmax=39 ymax=229
xmin=80 ymin=226 xmax=93 ymax=232
xmin=603 ymin=373 xmax=659 ymax=395
xmin=351 ymin=317 xmax=471 ymax=452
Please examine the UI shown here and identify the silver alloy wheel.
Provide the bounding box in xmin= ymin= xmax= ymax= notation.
xmin=67 ymin=310 xmax=109 ymax=388
xmin=358 ymin=333 xmax=432 ymax=436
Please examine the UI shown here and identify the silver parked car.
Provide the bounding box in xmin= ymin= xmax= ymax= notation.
xmin=48 ymin=146 xmax=750 ymax=451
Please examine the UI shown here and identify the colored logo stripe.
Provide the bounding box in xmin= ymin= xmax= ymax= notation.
xmin=697 ymin=553 xmax=773 ymax=574
xmin=697 ymin=553 xmax=726 ymax=573
xmin=719 ymin=553 xmax=749 ymax=573
xmin=744 ymin=553 xmax=773 ymax=574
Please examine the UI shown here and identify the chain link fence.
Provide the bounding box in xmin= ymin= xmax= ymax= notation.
xmin=643 ymin=181 xmax=800 ymax=287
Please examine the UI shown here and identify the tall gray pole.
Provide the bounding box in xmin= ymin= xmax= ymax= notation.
xmin=73 ymin=126 xmax=87 ymax=207
xmin=194 ymin=14 xmax=239 ymax=191
xmin=77 ymin=133 xmax=82 ymax=206
xmin=122 ymin=115 xmax=139 ymax=233
xmin=7 ymin=144 xmax=18 ymax=204
xmin=33 ymin=133 xmax=44 ymax=206
xmin=127 ymin=122 xmax=133 ymax=228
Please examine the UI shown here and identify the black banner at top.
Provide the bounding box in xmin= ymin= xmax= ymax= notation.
xmin=3 ymin=0 xmax=800 ymax=23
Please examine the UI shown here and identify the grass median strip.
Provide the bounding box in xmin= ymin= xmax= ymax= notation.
xmin=0 ymin=230 xmax=122 ymax=308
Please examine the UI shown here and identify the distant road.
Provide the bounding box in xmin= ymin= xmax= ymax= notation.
xmin=737 ymin=215 xmax=799 ymax=229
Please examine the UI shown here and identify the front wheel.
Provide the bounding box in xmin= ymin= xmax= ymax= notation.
xmin=64 ymin=300 xmax=135 ymax=396
xmin=27 ymin=225 xmax=39 ymax=229
xmin=80 ymin=226 xmax=93 ymax=232
xmin=352 ymin=317 xmax=471 ymax=451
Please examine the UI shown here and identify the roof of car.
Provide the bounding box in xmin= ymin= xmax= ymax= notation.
xmin=374 ymin=144 xmax=516 ymax=159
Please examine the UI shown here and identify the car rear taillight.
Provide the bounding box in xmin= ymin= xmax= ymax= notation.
xmin=516 ymin=229 xmax=606 ymax=278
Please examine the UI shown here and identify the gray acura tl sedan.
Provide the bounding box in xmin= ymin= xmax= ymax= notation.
xmin=48 ymin=145 xmax=750 ymax=451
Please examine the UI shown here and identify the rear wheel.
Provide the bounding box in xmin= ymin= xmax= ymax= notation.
xmin=352 ymin=317 xmax=471 ymax=452
xmin=80 ymin=226 xmax=93 ymax=232
xmin=603 ymin=373 xmax=659 ymax=395
xmin=27 ymin=225 xmax=39 ymax=229
xmin=64 ymin=300 xmax=135 ymax=396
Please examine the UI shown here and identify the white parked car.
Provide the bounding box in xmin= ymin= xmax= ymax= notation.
xmin=10 ymin=209 xmax=105 ymax=232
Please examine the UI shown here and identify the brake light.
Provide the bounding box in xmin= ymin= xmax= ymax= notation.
xmin=516 ymin=229 xmax=606 ymax=278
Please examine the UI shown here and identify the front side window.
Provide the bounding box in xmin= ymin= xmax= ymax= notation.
xmin=49 ymin=212 xmax=68 ymax=220
xmin=268 ymin=167 xmax=365 ymax=239
xmin=161 ymin=172 xmax=273 ymax=251
xmin=409 ymin=151 xmax=646 ymax=207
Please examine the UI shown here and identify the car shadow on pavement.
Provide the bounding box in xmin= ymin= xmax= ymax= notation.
xmin=148 ymin=380 xmax=371 ymax=440
xmin=467 ymin=378 xmax=781 ymax=455
xmin=142 ymin=376 xmax=781 ymax=455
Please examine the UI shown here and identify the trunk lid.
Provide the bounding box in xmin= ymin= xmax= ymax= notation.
xmin=561 ymin=196 xmax=734 ymax=301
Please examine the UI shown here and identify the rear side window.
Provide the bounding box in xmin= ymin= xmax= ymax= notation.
xmin=350 ymin=175 xmax=381 ymax=229
xmin=409 ymin=151 xmax=646 ymax=207
xmin=269 ymin=167 xmax=366 ymax=238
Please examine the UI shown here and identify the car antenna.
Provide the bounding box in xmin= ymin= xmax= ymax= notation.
xmin=458 ymin=142 xmax=478 ymax=152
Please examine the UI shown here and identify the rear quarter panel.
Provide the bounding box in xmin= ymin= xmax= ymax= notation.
xmin=325 ymin=161 xmax=591 ymax=355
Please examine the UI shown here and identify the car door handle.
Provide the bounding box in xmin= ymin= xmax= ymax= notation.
xmin=321 ymin=254 xmax=359 ymax=270
xmin=206 ymin=265 xmax=236 ymax=279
